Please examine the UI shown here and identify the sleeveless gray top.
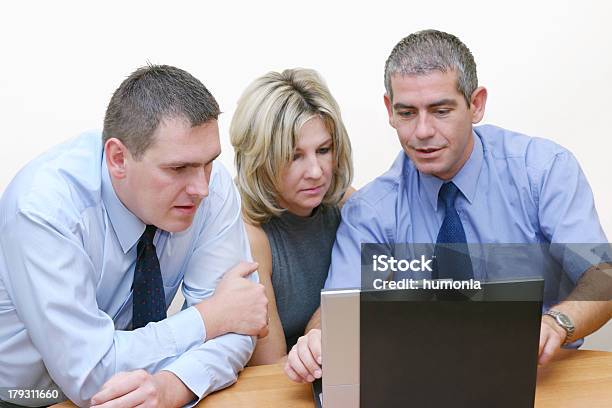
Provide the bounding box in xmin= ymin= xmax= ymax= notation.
xmin=261 ymin=205 xmax=341 ymax=351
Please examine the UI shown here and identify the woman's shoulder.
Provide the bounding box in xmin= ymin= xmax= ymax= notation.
xmin=338 ymin=186 xmax=357 ymax=208
xmin=243 ymin=218 xmax=272 ymax=276
xmin=244 ymin=218 xmax=265 ymax=237
xmin=323 ymin=185 xmax=357 ymax=219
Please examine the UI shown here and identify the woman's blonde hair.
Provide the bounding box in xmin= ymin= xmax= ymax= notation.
xmin=230 ymin=68 xmax=353 ymax=224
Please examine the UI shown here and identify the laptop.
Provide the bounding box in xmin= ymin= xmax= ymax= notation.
xmin=318 ymin=279 xmax=544 ymax=408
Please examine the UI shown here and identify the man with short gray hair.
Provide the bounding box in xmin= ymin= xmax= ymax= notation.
xmin=0 ymin=65 xmax=268 ymax=407
xmin=285 ymin=29 xmax=611 ymax=383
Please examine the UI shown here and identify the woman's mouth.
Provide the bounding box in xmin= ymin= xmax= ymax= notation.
xmin=300 ymin=185 xmax=323 ymax=195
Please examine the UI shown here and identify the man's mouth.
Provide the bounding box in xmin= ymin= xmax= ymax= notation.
xmin=413 ymin=146 xmax=445 ymax=158
xmin=415 ymin=147 xmax=442 ymax=153
xmin=173 ymin=204 xmax=197 ymax=215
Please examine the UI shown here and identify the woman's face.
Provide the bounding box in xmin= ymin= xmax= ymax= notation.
xmin=277 ymin=116 xmax=334 ymax=216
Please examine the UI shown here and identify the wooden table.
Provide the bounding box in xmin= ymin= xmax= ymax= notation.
xmin=200 ymin=350 xmax=612 ymax=408
xmin=533 ymin=350 xmax=612 ymax=407
xmin=52 ymin=350 xmax=612 ymax=407
xmin=200 ymin=363 xmax=313 ymax=408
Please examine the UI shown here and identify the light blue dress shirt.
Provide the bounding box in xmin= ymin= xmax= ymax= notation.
xmin=326 ymin=125 xmax=608 ymax=291
xmin=0 ymin=132 xmax=255 ymax=407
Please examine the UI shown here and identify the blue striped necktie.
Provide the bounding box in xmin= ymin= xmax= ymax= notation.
xmin=433 ymin=182 xmax=474 ymax=280
xmin=132 ymin=225 xmax=167 ymax=329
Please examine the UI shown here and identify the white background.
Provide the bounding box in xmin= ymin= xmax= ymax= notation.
xmin=1 ymin=1 xmax=610 ymax=348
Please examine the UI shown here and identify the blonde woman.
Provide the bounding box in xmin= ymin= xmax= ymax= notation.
xmin=230 ymin=68 xmax=354 ymax=365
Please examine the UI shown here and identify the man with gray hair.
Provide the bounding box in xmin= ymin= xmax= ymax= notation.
xmin=0 ymin=65 xmax=268 ymax=407
xmin=285 ymin=29 xmax=611 ymax=383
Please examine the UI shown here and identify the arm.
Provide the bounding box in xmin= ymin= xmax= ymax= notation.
xmin=20 ymin=161 xmax=264 ymax=408
xmin=245 ymin=222 xmax=288 ymax=365
xmin=286 ymin=195 xmax=390 ymax=382
xmin=539 ymin=264 xmax=612 ymax=365
xmin=148 ymin=163 xmax=265 ymax=404
xmin=535 ymin=148 xmax=608 ymax=279
xmin=304 ymin=307 xmax=321 ymax=333
xmin=533 ymin=148 xmax=611 ymax=363
xmin=92 ymin=259 xmax=268 ymax=408
xmin=283 ymin=189 xmax=354 ymax=378
xmin=0 ymin=211 xmax=206 ymax=407
xmin=91 ymin=370 xmax=194 ymax=408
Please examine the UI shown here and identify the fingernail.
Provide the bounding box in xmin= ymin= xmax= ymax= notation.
xmin=314 ymin=369 xmax=322 ymax=378
xmin=307 ymin=375 xmax=314 ymax=382
xmin=317 ymin=356 xmax=322 ymax=364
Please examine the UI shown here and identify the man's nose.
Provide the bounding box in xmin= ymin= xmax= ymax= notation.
xmin=186 ymin=167 xmax=209 ymax=197
xmin=414 ymin=114 xmax=435 ymax=140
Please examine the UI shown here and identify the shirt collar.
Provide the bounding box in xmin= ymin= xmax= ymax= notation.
xmin=101 ymin=154 xmax=146 ymax=254
xmin=419 ymin=131 xmax=483 ymax=211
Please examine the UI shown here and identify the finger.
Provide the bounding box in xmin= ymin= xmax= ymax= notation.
xmin=256 ymin=290 xmax=269 ymax=338
xmin=287 ymin=345 xmax=314 ymax=382
xmin=307 ymin=330 xmax=323 ymax=366
xmin=538 ymin=325 xmax=548 ymax=358
xmin=91 ymin=371 xmax=143 ymax=405
xmin=225 ymin=262 xmax=259 ymax=279
xmin=539 ymin=330 xmax=562 ymax=366
xmin=91 ymin=385 xmax=147 ymax=408
xmin=297 ymin=341 xmax=320 ymax=380
xmin=284 ymin=361 xmax=305 ymax=383
xmin=257 ymin=324 xmax=269 ymax=339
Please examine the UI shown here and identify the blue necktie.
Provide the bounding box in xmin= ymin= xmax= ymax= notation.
xmin=132 ymin=225 xmax=166 ymax=329
xmin=433 ymin=182 xmax=473 ymax=280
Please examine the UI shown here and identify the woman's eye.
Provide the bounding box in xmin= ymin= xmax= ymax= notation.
xmin=318 ymin=147 xmax=331 ymax=154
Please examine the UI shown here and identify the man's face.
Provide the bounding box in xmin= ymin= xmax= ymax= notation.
xmin=384 ymin=70 xmax=485 ymax=180
xmin=116 ymin=117 xmax=221 ymax=232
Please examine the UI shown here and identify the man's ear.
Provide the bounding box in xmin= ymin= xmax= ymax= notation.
xmin=384 ymin=93 xmax=396 ymax=129
xmin=470 ymin=86 xmax=488 ymax=124
xmin=105 ymin=138 xmax=129 ymax=180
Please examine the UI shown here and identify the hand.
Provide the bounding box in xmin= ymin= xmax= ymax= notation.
xmin=538 ymin=316 xmax=566 ymax=366
xmin=284 ymin=329 xmax=322 ymax=383
xmin=195 ymin=261 xmax=269 ymax=339
xmin=90 ymin=370 xmax=168 ymax=408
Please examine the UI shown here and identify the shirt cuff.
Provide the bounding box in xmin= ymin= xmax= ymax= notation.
xmin=162 ymin=359 xmax=216 ymax=408
xmin=164 ymin=306 xmax=205 ymax=354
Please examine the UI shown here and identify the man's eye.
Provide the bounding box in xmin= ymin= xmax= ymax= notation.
xmin=170 ymin=166 xmax=186 ymax=171
xmin=398 ymin=111 xmax=414 ymax=118
xmin=435 ymin=109 xmax=451 ymax=116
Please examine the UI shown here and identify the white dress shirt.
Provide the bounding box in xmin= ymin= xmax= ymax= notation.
xmin=0 ymin=132 xmax=255 ymax=406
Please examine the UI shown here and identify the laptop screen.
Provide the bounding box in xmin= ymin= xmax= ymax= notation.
xmin=321 ymin=279 xmax=544 ymax=408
